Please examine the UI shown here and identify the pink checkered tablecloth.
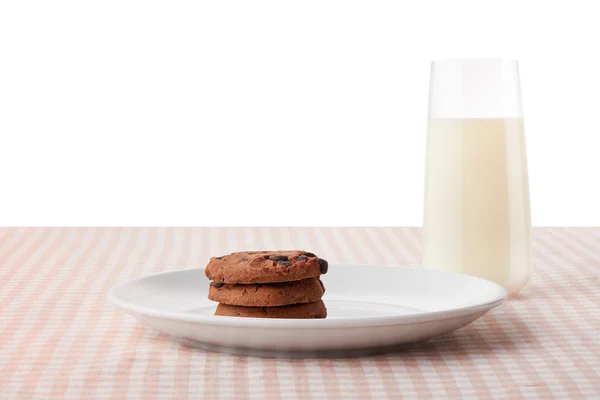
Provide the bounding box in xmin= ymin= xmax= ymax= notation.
xmin=0 ymin=227 xmax=599 ymax=399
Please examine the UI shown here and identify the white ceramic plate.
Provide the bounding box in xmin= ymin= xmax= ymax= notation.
xmin=108 ymin=265 xmax=506 ymax=357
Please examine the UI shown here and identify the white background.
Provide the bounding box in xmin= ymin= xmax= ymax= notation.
xmin=1 ymin=0 xmax=599 ymax=226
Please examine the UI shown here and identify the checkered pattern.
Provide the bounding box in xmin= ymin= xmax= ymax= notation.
xmin=1 ymin=227 xmax=598 ymax=399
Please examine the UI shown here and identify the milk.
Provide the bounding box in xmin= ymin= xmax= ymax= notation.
xmin=423 ymin=118 xmax=532 ymax=296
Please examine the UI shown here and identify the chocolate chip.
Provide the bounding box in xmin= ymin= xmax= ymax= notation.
xmin=318 ymin=258 xmax=328 ymax=274
xmin=302 ymin=252 xmax=316 ymax=257
xmin=207 ymin=275 xmax=212 ymax=280
xmin=269 ymin=255 xmax=289 ymax=262
xmin=295 ymin=256 xmax=308 ymax=261
xmin=216 ymin=257 xmax=223 ymax=260
xmin=240 ymin=257 xmax=248 ymax=262
xmin=277 ymin=261 xmax=292 ymax=267
xmin=212 ymin=282 xmax=224 ymax=288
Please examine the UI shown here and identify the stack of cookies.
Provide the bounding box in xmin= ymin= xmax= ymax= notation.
xmin=205 ymin=251 xmax=328 ymax=319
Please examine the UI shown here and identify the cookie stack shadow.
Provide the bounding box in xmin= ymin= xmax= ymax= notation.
xmin=205 ymin=251 xmax=328 ymax=319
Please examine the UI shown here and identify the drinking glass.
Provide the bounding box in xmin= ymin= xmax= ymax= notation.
xmin=423 ymin=58 xmax=531 ymax=296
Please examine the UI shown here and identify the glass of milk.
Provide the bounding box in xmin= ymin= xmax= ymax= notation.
xmin=423 ymin=58 xmax=532 ymax=296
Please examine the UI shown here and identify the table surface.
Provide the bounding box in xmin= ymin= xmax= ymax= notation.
xmin=0 ymin=227 xmax=598 ymax=399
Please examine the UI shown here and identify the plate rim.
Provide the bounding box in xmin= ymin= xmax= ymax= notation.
xmin=107 ymin=264 xmax=507 ymax=329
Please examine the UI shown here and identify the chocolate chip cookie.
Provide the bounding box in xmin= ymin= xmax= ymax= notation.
xmin=208 ymin=278 xmax=325 ymax=307
xmin=215 ymin=300 xmax=327 ymax=319
xmin=205 ymin=251 xmax=329 ymax=284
